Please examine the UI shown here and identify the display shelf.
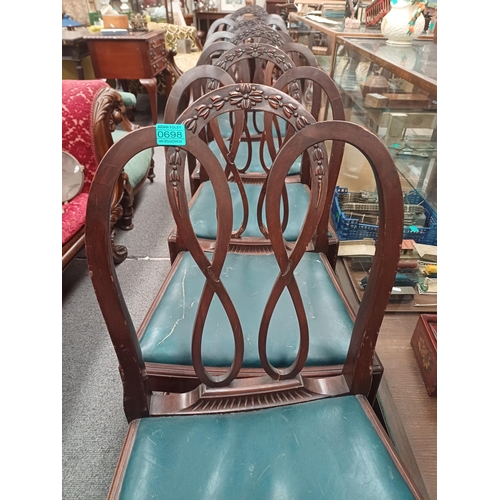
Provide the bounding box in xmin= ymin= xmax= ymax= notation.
xmin=288 ymin=14 xmax=437 ymax=213
xmin=331 ymin=36 xmax=437 ymax=210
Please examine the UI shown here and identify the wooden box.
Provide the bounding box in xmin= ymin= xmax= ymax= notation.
xmin=364 ymin=93 xmax=389 ymax=108
xmin=103 ymin=15 xmax=129 ymax=29
xmin=382 ymin=93 xmax=434 ymax=110
xmin=411 ymin=314 xmax=437 ymax=397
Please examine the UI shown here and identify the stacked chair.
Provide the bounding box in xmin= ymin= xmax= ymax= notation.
xmin=85 ymin=10 xmax=424 ymax=498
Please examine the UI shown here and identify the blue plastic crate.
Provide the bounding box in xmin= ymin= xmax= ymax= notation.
xmin=331 ymin=187 xmax=437 ymax=245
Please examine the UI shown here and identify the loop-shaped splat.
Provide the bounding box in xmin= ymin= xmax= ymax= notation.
xmin=166 ymin=136 xmax=245 ymax=387
xmin=257 ymin=137 xmax=329 ymax=379
xmin=273 ymin=67 xmax=347 ymax=252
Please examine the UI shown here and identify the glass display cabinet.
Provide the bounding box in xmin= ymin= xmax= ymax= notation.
xmin=327 ymin=35 xmax=437 ymax=315
xmin=331 ymin=36 xmax=437 ymax=212
xmin=288 ymin=21 xmax=438 ymax=313
xmin=288 ymin=14 xmax=437 ymax=215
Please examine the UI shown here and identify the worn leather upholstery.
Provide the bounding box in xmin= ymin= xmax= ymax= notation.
xmin=117 ymin=396 xmax=416 ymax=500
xmin=140 ymin=252 xmax=353 ymax=367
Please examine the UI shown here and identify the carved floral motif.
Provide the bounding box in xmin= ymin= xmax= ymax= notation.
xmin=229 ymin=84 xmax=263 ymax=109
xmin=180 ymin=85 xmax=310 ymax=134
xmin=215 ymin=43 xmax=292 ymax=72
xmin=168 ymin=148 xmax=182 ymax=209
xmin=231 ymin=28 xmax=285 ymax=47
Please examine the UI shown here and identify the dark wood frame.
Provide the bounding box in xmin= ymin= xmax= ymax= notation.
xmin=194 ymin=10 xmax=235 ymax=36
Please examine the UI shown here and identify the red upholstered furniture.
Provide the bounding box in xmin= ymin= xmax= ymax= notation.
xmin=62 ymin=80 xmax=132 ymax=271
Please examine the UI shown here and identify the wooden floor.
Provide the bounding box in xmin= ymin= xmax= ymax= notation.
xmin=335 ymin=259 xmax=437 ymax=500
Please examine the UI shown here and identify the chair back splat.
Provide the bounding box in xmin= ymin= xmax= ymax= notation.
xmin=86 ymin=83 xmax=404 ymax=422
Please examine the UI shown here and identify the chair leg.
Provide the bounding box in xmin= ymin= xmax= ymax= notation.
xmin=327 ymin=238 xmax=339 ymax=270
xmin=190 ymin=176 xmax=201 ymax=196
xmin=368 ymin=370 xmax=383 ymax=407
xmin=110 ymin=204 xmax=128 ymax=264
xmin=119 ymin=178 xmax=135 ymax=231
xmin=147 ymin=156 xmax=155 ymax=182
xmin=167 ymin=230 xmax=183 ymax=263
xmin=126 ymin=106 xmax=135 ymax=122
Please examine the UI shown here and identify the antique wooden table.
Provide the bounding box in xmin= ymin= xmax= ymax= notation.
xmin=84 ymin=30 xmax=170 ymax=124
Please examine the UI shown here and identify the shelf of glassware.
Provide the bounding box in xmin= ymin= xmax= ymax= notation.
xmin=330 ymin=36 xmax=437 ymax=211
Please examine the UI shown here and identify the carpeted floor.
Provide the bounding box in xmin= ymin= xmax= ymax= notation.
xmin=62 ymin=95 xmax=181 ymax=499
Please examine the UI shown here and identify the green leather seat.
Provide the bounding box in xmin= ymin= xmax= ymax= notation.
xmin=140 ymin=251 xmax=353 ymax=368
xmin=111 ymin=129 xmax=153 ymax=189
xmin=189 ymin=181 xmax=310 ymax=240
xmin=117 ymin=396 xmax=416 ymax=500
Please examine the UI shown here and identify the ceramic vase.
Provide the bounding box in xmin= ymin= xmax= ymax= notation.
xmin=381 ymin=0 xmax=425 ymax=46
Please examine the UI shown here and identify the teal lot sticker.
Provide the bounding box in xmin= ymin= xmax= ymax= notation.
xmin=156 ymin=124 xmax=186 ymax=146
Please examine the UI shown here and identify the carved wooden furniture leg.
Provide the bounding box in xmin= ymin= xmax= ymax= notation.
xmin=118 ymin=79 xmax=129 ymax=92
xmin=110 ymin=202 xmax=128 ymax=264
xmin=147 ymin=157 xmax=155 ymax=182
xmin=139 ymin=78 xmax=158 ymax=125
xmin=118 ymin=174 xmax=135 ymax=231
